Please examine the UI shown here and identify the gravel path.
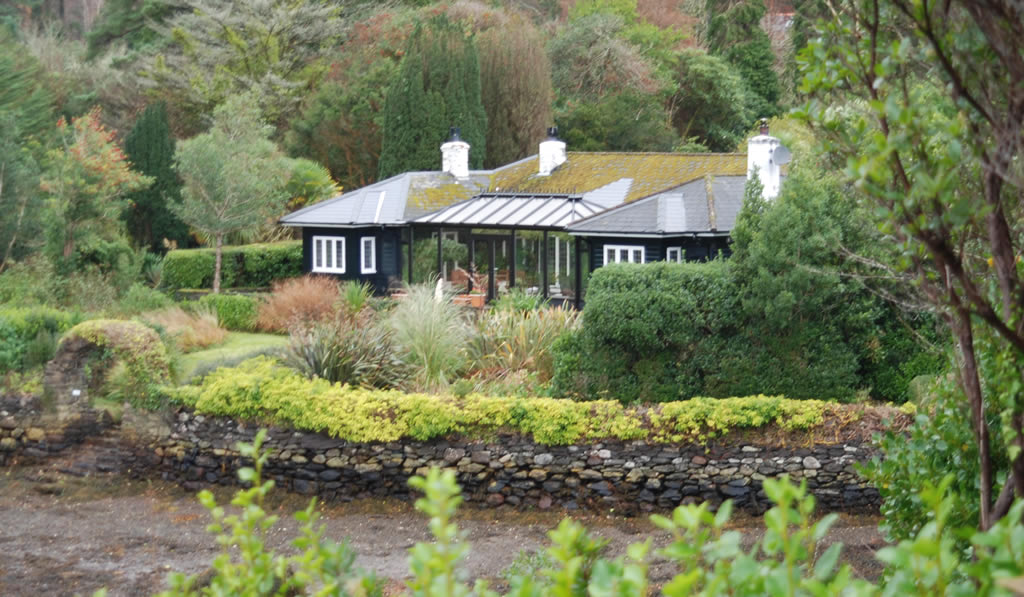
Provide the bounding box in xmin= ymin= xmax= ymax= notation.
xmin=0 ymin=465 xmax=887 ymax=596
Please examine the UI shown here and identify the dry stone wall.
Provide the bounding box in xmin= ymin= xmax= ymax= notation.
xmin=148 ymin=411 xmax=880 ymax=513
xmin=0 ymin=394 xmax=114 ymax=466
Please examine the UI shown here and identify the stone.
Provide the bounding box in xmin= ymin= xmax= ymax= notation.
xmin=319 ymin=469 xmax=342 ymax=482
xmin=534 ymin=453 xmax=554 ymax=466
xmin=443 ymin=448 xmax=465 ymax=463
xmin=471 ymin=451 xmax=491 ymax=464
xmin=691 ymin=455 xmax=707 ymax=465
xmin=486 ymin=493 xmax=505 ymax=506
xmin=0 ymin=437 xmax=16 ymax=451
xmin=741 ymin=446 xmax=760 ymax=453
xmin=25 ymin=428 xmax=45 ymax=442
xmin=580 ymin=469 xmax=603 ymax=481
xmin=596 ymin=449 xmax=611 ymax=459
xmin=326 ymin=457 xmax=346 ymax=468
xmin=538 ymin=495 xmax=553 ymax=509
xmin=293 ymin=479 xmax=317 ymax=495
xmin=528 ymin=469 xmax=548 ymax=481
xmin=802 ymin=456 xmax=821 ymax=470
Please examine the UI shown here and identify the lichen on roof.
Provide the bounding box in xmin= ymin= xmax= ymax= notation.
xmin=490 ymin=153 xmax=748 ymax=202
xmin=408 ymin=173 xmax=491 ymax=211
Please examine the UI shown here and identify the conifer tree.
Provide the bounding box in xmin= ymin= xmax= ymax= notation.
xmin=705 ymin=0 xmax=781 ymax=119
xmin=377 ymin=17 xmax=487 ymax=179
xmin=123 ymin=102 xmax=189 ymax=251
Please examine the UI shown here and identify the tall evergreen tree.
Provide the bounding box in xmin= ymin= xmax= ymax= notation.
xmin=705 ymin=0 xmax=781 ymax=119
xmin=377 ymin=17 xmax=487 ymax=179
xmin=123 ymin=102 xmax=189 ymax=252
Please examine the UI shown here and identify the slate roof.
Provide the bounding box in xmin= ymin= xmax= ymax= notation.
xmin=565 ymin=176 xmax=747 ymax=236
xmin=279 ymin=152 xmax=749 ymax=230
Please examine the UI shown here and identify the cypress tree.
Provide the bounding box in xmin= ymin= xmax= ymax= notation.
xmin=122 ymin=102 xmax=190 ymax=251
xmin=378 ymin=17 xmax=487 ymax=179
xmin=705 ymin=0 xmax=781 ymax=119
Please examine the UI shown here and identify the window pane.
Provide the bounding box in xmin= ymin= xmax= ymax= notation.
xmin=335 ymin=240 xmax=343 ymax=271
xmin=314 ymin=239 xmax=322 ymax=268
xmin=605 ymin=247 xmax=615 ymax=265
xmin=631 ymin=249 xmax=642 ymax=263
xmin=363 ymin=239 xmax=372 ymax=270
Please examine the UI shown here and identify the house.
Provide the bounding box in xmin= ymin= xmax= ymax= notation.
xmin=279 ymin=124 xmax=789 ymax=306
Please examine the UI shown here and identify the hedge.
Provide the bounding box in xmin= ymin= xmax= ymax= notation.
xmin=0 ymin=307 xmax=84 ymax=372
xmin=170 ymin=357 xmax=840 ymax=445
xmin=199 ymin=294 xmax=260 ymax=331
xmin=162 ymin=241 xmax=302 ymax=290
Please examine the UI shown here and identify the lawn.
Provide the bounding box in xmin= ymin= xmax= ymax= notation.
xmin=177 ymin=332 xmax=289 ymax=383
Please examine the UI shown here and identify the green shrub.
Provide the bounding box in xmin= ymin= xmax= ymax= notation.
xmin=0 ymin=258 xmax=61 ymax=307
xmin=470 ymin=305 xmax=580 ymax=382
xmin=198 ymin=293 xmax=260 ymax=331
xmin=118 ymin=283 xmax=174 ymax=315
xmin=183 ymin=347 xmax=287 ymax=385
xmin=171 ymin=357 xmax=843 ymax=445
xmin=62 ymin=319 xmax=172 ymax=409
xmin=284 ymin=314 xmax=410 ymax=389
xmin=162 ymin=240 xmax=302 ymax=290
xmin=0 ymin=307 xmax=84 ymax=373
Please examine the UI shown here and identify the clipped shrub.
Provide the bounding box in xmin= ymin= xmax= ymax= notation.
xmin=285 ymin=313 xmax=409 ymax=389
xmin=199 ymin=293 xmax=260 ymax=331
xmin=183 ymin=347 xmax=288 ymax=385
xmin=60 ymin=319 xmax=171 ymax=409
xmin=257 ymin=275 xmax=340 ymax=332
xmin=118 ymin=282 xmax=174 ymax=315
xmin=171 ymin=357 xmax=848 ymax=445
xmin=140 ymin=306 xmax=228 ymax=352
xmin=0 ymin=307 xmax=84 ymax=373
xmin=162 ymin=240 xmax=302 ymax=290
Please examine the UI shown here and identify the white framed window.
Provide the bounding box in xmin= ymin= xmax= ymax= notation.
xmin=360 ymin=236 xmax=376 ymax=274
xmin=604 ymin=245 xmax=645 ymax=265
xmin=312 ymin=236 xmax=345 ymax=274
xmin=666 ymin=247 xmax=683 ymax=263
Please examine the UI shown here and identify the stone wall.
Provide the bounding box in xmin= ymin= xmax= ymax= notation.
xmin=0 ymin=394 xmax=114 ymax=466
xmin=146 ymin=411 xmax=879 ymax=513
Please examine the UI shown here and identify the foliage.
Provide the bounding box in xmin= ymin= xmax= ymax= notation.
xmin=798 ymin=0 xmax=1024 ymax=526
xmin=285 ymin=312 xmax=410 ymax=390
xmin=477 ymin=18 xmax=552 ymax=168
xmin=140 ymin=306 xmax=227 ymax=353
xmin=256 ymin=274 xmax=340 ymax=333
xmin=161 ymin=241 xmax=302 ymax=290
xmin=0 ymin=306 xmax=83 ymax=373
xmin=62 ymin=319 xmax=171 ymax=409
xmin=377 ymin=15 xmax=488 ymax=179
xmin=490 ymin=288 xmax=547 ymax=312
xmin=860 ymin=376 xmax=997 ymax=547
xmin=469 ymin=306 xmax=580 ymax=382
xmin=172 ymin=95 xmax=292 ymax=293
xmin=557 ymin=90 xmax=679 ymax=152
xmin=121 ymin=102 xmax=189 ymax=252
xmin=40 ymin=108 xmax=153 ymax=261
xmin=670 ymin=49 xmax=753 ymax=152
xmin=283 ymin=157 xmax=340 ymax=212
xmin=85 ymin=0 xmax=176 ymax=60
xmin=548 ymin=13 xmax=662 ymax=106
xmin=157 ymin=429 xmax=382 ymax=597
xmin=0 ymin=114 xmax=45 ymax=271
xmin=173 ymin=356 xmax=837 ymax=445
xmin=118 ymin=282 xmax=174 ymax=315
xmin=387 ymin=282 xmax=471 ymax=392
xmin=283 ymin=10 xmax=406 ymax=190
xmin=142 ymin=0 xmax=345 ymax=134
xmin=705 ymin=0 xmax=781 ymax=119
xmin=198 ymin=293 xmax=259 ymax=332
xmin=0 ymin=31 xmax=54 ymax=141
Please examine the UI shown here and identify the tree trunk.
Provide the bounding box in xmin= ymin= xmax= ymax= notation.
xmin=213 ymin=233 xmax=223 ymax=294
xmin=953 ymin=308 xmax=994 ymax=529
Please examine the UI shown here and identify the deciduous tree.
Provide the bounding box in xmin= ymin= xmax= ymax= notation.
xmin=173 ymin=95 xmax=291 ymax=292
xmin=800 ymin=0 xmax=1024 ymax=528
xmin=40 ymin=107 xmax=152 ymax=261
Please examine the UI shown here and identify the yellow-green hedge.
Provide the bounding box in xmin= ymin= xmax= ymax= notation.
xmin=171 ymin=357 xmax=838 ymax=445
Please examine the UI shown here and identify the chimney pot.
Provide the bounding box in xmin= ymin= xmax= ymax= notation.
xmin=441 ymin=126 xmax=470 ymax=178
xmin=538 ymin=127 xmax=567 ymax=176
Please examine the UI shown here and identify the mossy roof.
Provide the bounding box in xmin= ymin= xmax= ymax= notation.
xmin=488 ymin=153 xmax=748 ymax=203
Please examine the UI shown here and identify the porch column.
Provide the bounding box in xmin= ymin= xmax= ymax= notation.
xmin=407 ymin=227 xmax=414 ymax=284
xmin=574 ymin=236 xmax=582 ymax=310
xmin=542 ymin=230 xmax=549 ymax=300
xmin=509 ymin=230 xmax=516 ymax=288
xmin=437 ymin=228 xmax=443 ymax=282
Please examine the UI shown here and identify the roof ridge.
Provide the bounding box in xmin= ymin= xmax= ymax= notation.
xmin=563 ymin=151 xmax=748 ymax=157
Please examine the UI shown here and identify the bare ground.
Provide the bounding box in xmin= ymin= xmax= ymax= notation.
xmin=0 ymin=463 xmax=887 ymax=597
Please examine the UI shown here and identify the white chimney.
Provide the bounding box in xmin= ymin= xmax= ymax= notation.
xmin=441 ymin=127 xmax=470 ymax=178
xmin=746 ymin=119 xmax=789 ymax=200
xmin=538 ymin=127 xmax=567 ymax=176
